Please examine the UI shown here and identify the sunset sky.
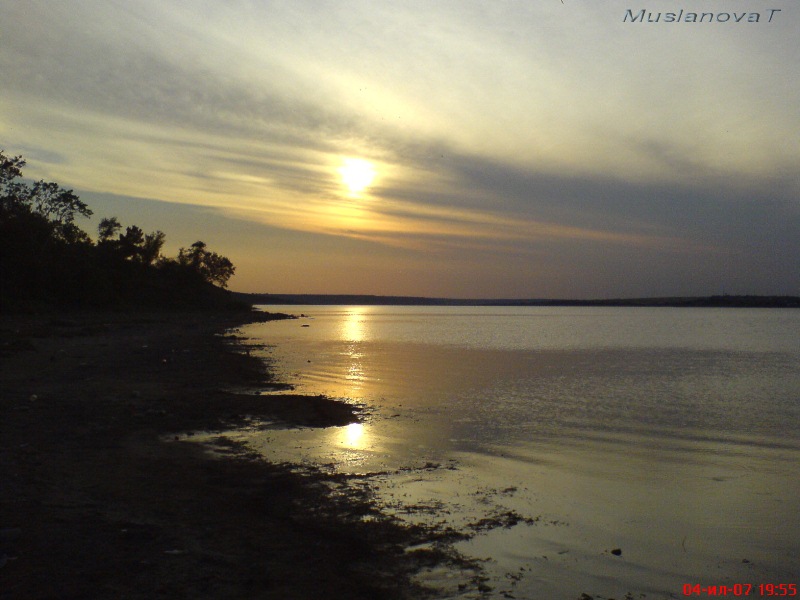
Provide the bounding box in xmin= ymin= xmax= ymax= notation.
xmin=2 ymin=0 xmax=798 ymax=298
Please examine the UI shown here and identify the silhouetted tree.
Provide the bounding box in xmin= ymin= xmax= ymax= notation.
xmin=140 ymin=231 xmax=166 ymax=265
xmin=0 ymin=152 xmax=25 ymax=186
xmin=1 ymin=150 xmax=239 ymax=311
xmin=57 ymin=222 xmax=92 ymax=245
xmin=177 ymin=241 xmax=235 ymax=288
xmin=1 ymin=150 xmax=96 ymax=307
xmin=1 ymin=151 xmax=93 ymax=244
xmin=97 ymin=218 xmax=165 ymax=265
xmin=2 ymin=174 xmax=91 ymax=227
xmin=118 ymin=225 xmax=145 ymax=260
xmin=26 ymin=180 xmax=91 ymax=225
xmin=98 ymin=217 xmax=122 ymax=242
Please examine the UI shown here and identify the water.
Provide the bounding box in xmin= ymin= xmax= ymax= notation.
xmin=235 ymin=306 xmax=800 ymax=599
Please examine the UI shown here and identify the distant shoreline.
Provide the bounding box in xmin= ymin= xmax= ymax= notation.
xmin=232 ymin=293 xmax=800 ymax=309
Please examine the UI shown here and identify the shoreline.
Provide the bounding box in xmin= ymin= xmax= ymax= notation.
xmin=0 ymin=308 xmax=466 ymax=599
xmin=233 ymin=293 xmax=800 ymax=308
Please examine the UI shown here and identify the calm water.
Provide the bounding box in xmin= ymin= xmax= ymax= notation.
xmin=235 ymin=306 xmax=800 ymax=599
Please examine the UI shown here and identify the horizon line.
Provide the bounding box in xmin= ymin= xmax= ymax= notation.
xmin=231 ymin=292 xmax=800 ymax=308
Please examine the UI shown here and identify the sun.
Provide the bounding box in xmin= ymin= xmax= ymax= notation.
xmin=338 ymin=158 xmax=375 ymax=195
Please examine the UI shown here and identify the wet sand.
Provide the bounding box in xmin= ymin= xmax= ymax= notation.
xmin=0 ymin=310 xmax=470 ymax=599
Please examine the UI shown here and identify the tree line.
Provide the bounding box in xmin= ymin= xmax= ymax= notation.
xmin=1 ymin=151 xmax=237 ymax=311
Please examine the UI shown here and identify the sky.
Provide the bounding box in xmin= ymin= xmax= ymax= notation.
xmin=2 ymin=0 xmax=798 ymax=298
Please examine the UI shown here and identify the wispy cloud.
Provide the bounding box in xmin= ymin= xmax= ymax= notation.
xmin=2 ymin=0 xmax=797 ymax=296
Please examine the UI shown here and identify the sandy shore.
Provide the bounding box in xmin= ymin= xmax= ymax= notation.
xmin=0 ymin=309 xmax=464 ymax=600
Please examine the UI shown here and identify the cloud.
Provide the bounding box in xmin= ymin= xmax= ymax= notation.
xmin=2 ymin=0 xmax=798 ymax=296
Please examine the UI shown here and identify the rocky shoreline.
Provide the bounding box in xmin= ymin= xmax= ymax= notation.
xmin=0 ymin=309 xmax=467 ymax=599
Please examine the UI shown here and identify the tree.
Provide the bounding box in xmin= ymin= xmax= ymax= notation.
xmin=98 ymin=217 xmax=122 ymax=242
xmin=1 ymin=150 xmax=238 ymax=310
xmin=1 ymin=151 xmax=95 ymax=307
xmin=58 ymin=222 xmax=92 ymax=245
xmin=1 ymin=152 xmax=28 ymax=215
xmin=98 ymin=218 xmax=165 ymax=265
xmin=1 ymin=175 xmax=91 ymax=226
xmin=140 ymin=231 xmax=166 ymax=265
xmin=0 ymin=152 xmax=25 ymax=187
xmin=1 ymin=150 xmax=93 ymax=244
xmin=118 ymin=225 xmax=145 ymax=260
xmin=177 ymin=240 xmax=235 ymax=288
xmin=26 ymin=180 xmax=91 ymax=225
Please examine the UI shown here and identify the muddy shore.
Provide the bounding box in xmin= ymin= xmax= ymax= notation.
xmin=0 ymin=309 xmax=467 ymax=600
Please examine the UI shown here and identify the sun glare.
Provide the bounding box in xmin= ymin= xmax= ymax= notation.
xmin=341 ymin=423 xmax=366 ymax=449
xmin=338 ymin=158 xmax=375 ymax=195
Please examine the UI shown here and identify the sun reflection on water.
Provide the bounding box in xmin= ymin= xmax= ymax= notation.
xmin=346 ymin=358 xmax=364 ymax=382
xmin=341 ymin=308 xmax=368 ymax=343
xmin=339 ymin=308 xmax=371 ymax=397
xmin=340 ymin=422 xmax=367 ymax=450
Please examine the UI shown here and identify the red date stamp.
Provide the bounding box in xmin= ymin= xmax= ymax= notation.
xmin=683 ymin=584 xmax=797 ymax=597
